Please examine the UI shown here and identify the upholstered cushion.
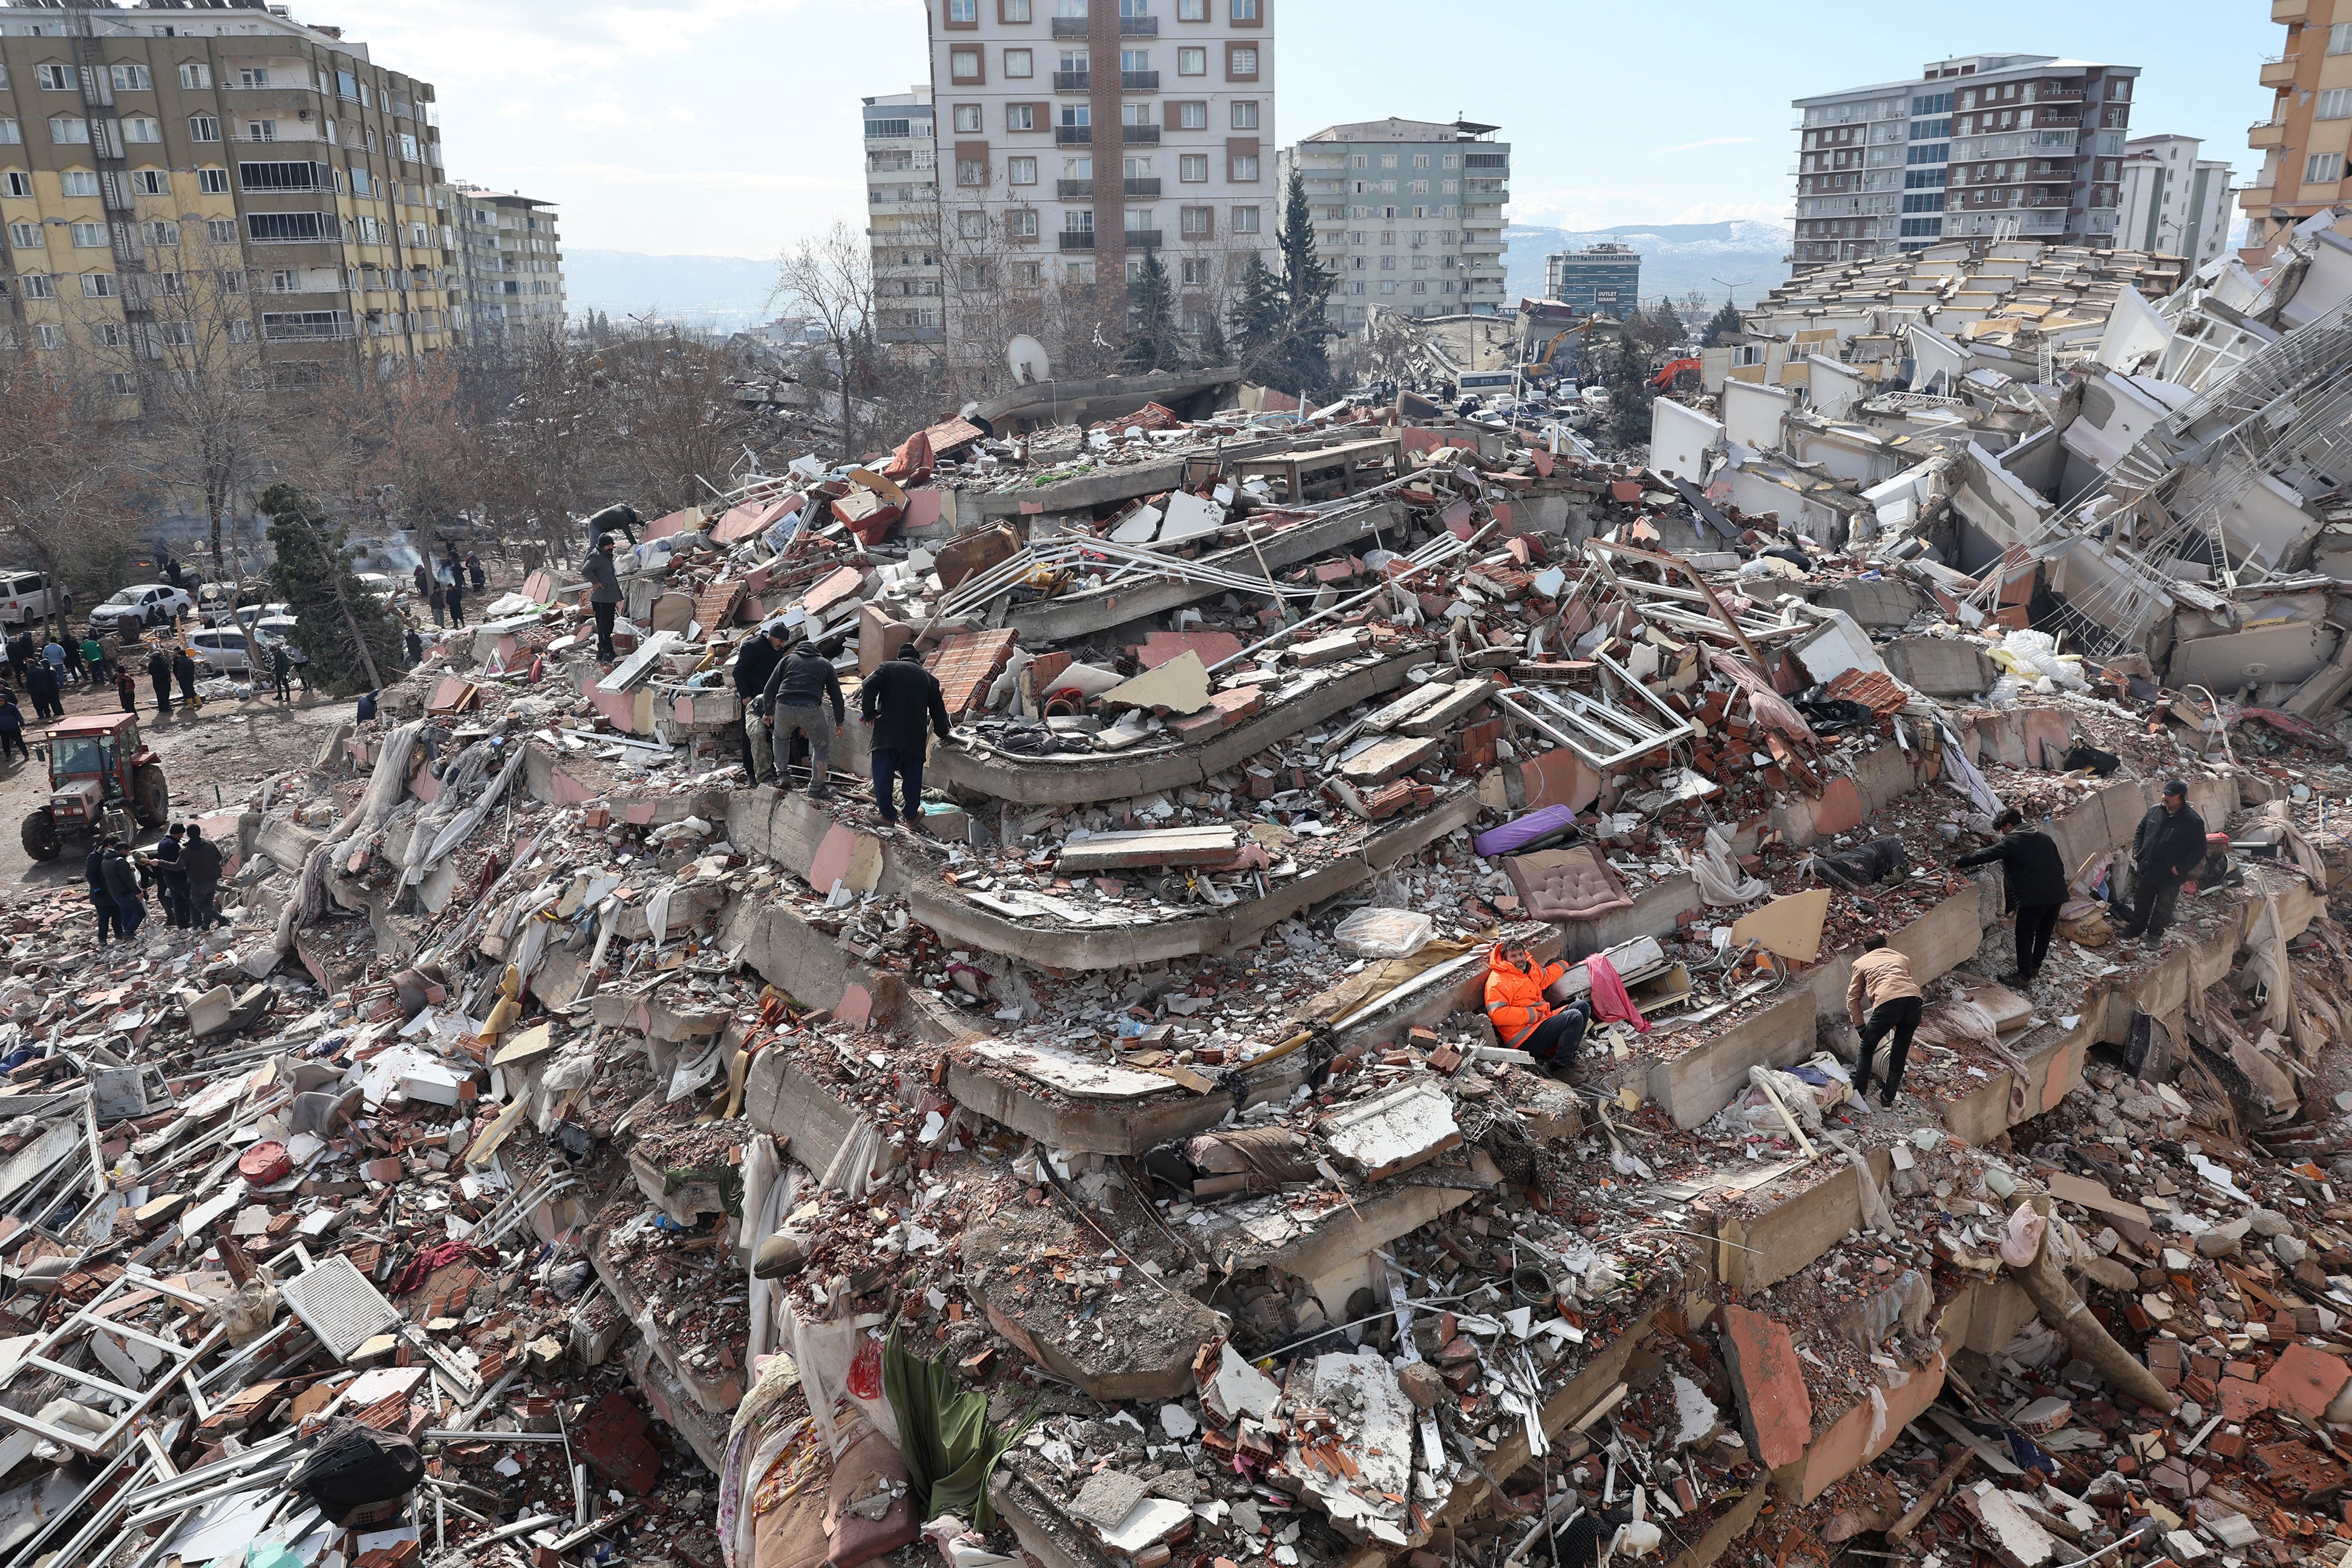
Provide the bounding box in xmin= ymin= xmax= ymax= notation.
xmin=1504 ymin=846 xmax=1633 ymax=923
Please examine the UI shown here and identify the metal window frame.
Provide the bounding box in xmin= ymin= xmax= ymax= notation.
xmin=0 ymin=1266 xmax=228 ymax=1457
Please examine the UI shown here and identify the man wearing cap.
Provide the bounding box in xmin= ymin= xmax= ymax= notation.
xmin=734 ymin=622 xmax=792 ymax=783
xmin=757 ymin=636 xmax=844 ymax=798
xmin=860 ymin=642 xmax=955 ymax=831
xmin=2117 ymin=780 xmax=2207 ymax=945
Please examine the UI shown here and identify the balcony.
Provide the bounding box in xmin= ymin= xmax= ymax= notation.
xmin=1057 ymin=178 xmax=1094 ymax=200
xmin=1121 ymin=70 xmax=1158 ymax=90
xmin=1120 ymin=16 xmax=1157 ymax=34
xmin=1052 ymin=15 xmax=1088 ymax=35
xmin=1056 ymin=124 xmax=1093 ymax=145
xmin=2261 ymin=53 xmax=2301 ymax=87
xmin=1123 ymin=176 xmax=1159 ymax=197
xmin=2276 ymin=0 xmax=2308 ymax=18
xmin=1122 ymin=228 xmax=1161 ymax=247
xmin=1121 ymin=124 xmax=1159 ymax=143
xmin=878 ymin=325 xmax=946 ymax=344
xmin=2250 ymin=118 xmax=2288 ymax=148
xmin=1053 ymin=69 xmax=1090 ymax=91
xmin=1059 ymin=230 xmax=1096 ymax=249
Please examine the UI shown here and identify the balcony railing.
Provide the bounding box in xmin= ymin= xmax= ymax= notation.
xmin=1052 ymin=15 xmax=1088 ymax=35
xmin=1122 ymin=228 xmax=1162 ymax=247
xmin=1057 ymin=178 xmax=1094 ymax=199
xmin=1056 ymin=125 xmax=1093 ymax=145
xmin=1124 ymin=177 xmax=1159 ymax=196
xmin=1053 ymin=69 xmax=1090 ymax=91
xmin=1121 ymin=70 xmax=1158 ymax=90
xmin=1120 ymin=16 xmax=1157 ymax=35
xmin=1058 ymin=230 xmax=1096 ymax=249
xmin=1121 ymin=124 xmax=1159 ymax=143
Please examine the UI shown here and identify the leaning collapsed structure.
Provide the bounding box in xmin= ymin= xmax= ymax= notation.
xmin=9 ymin=223 xmax=2352 ymax=1568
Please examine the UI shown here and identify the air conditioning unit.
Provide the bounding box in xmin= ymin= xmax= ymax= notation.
xmin=298 ymin=109 xmax=311 ymax=120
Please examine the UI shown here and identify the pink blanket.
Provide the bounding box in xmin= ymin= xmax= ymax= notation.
xmin=1584 ymin=953 xmax=1650 ymax=1034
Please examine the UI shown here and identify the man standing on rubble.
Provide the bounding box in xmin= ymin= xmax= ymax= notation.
xmin=733 ymin=621 xmax=791 ymax=783
xmin=757 ymin=636 xmax=843 ymax=799
xmin=181 ymin=823 xmax=224 ymax=929
xmin=141 ymin=823 xmax=188 ymax=928
xmin=1846 ymin=933 xmax=1923 ymax=1108
xmin=2117 ymin=780 xmax=2207 ymax=946
xmin=100 ymin=838 xmax=145 ymax=938
xmin=860 ymin=642 xmax=954 ymax=832
xmin=584 ymin=532 xmax=623 ymax=664
xmin=85 ymin=838 xmax=121 ymax=943
xmin=1953 ymin=806 xmax=2069 ymax=985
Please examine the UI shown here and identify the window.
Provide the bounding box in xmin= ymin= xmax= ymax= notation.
xmin=1408 ymin=180 xmax=1427 ymax=195
xmin=60 ymin=170 xmax=97 ymax=197
xmin=956 ymin=156 xmax=987 ymax=186
xmin=80 ymin=272 xmax=116 ymax=297
xmin=1230 ymin=152 xmax=1259 ymax=181
xmin=336 ymin=69 xmax=359 ymax=100
xmin=247 ymin=210 xmax=332 ymax=241
xmin=948 ymin=0 xmax=977 ymax=18
xmin=247 ymin=120 xmax=278 ymax=142
xmin=1008 ymin=104 xmax=1036 ymax=131
xmin=959 ymin=209 xmax=987 ymax=238
xmin=5 ymin=221 xmax=36 ymax=249
xmin=180 ymin=62 xmax=212 ymax=89
xmin=110 ymin=64 xmax=151 ymax=91
xmin=1178 ymin=102 xmax=1207 ymax=129
xmin=1180 ymin=152 xmax=1207 ymax=181
xmin=1231 ymin=100 xmax=1258 ymax=129
xmin=152 ymin=270 xmax=185 ymax=295
xmin=34 ymin=325 xmax=62 ymax=351
xmin=122 ymin=117 xmax=160 ymax=144
xmin=1006 ymin=48 xmax=1033 ymax=77
xmin=1064 ymin=209 xmax=1094 ymax=232
xmin=1010 ymin=208 xmax=1038 ymax=235
xmin=2320 ymin=88 xmax=2352 ymax=120
xmin=91 ymin=322 xmax=128 ymax=348
xmin=1008 ymin=154 xmax=1037 ymax=184
xmin=954 ymin=104 xmax=983 ymax=134
xmin=1379 ymin=253 xmax=1394 ymax=269
xmin=144 ymin=220 xmax=178 ymax=246
xmin=49 ymin=117 xmax=90 ymax=145
xmin=129 ymin=169 xmax=167 ymax=194
xmin=951 ymin=47 xmax=982 ymax=82
xmin=189 ymin=115 xmax=220 ymax=143
xmin=1232 ymin=205 xmax=1259 ymax=232
xmin=1228 ymin=45 xmax=1257 ymax=77
xmin=1232 ymin=0 xmax=1257 ymax=16
xmin=21 ymin=274 xmax=53 ymax=299
xmin=0 ymin=120 xmax=18 ymax=146
xmin=1181 ymin=205 xmax=1210 ymax=235
xmin=2307 ymin=151 xmax=2344 ymax=183
xmin=207 ymin=218 xmax=237 ymax=244
xmin=2333 ymin=20 xmax=2352 ymax=51
xmin=70 ymin=221 xmax=106 ymax=248
xmin=1004 ymin=0 xmax=1031 ymax=17
xmin=1122 ymin=103 xmax=1151 ymax=126
xmin=399 ymin=132 xmax=419 ymax=162
xmin=1180 ymin=0 xmax=1206 ymax=16
xmin=365 ymin=127 xmax=377 ymax=151
xmin=36 ymin=64 xmax=72 ymax=91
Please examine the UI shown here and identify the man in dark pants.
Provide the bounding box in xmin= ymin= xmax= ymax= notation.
xmin=758 ymin=637 xmax=844 ymax=798
xmin=271 ymin=642 xmax=293 ymax=701
xmin=147 ymin=646 xmax=172 ymax=715
xmin=22 ymin=661 xmax=56 ymax=722
xmin=444 ymin=575 xmax=464 ymax=627
xmin=1953 ymin=806 xmax=2070 ymax=985
xmin=142 ymin=823 xmax=188 ymax=927
xmin=1845 ymin=933 xmax=1924 ymax=1108
xmin=1522 ymin=996 xmax=1594 ymax=1077
xmin=733 ymin=622 xmax=791 ymax=783
xmin=85 ymin=840 xmax=120 ymax=944
xmin=584 ymin=534 xmax=622 ymax=662
xmin=182 ymin=823 xmax=225 ymax=929
xmin=859 ymin=642 xmax=954 ymax=830
xmin=2117 ymin=780 xmax=2207 ymax=945
xmin=414 ymin=561 xmax=434 ymax=621
xmin=172 ymin=645 xmax=198 ymax=708
xmin=101 ymin=839 xmax=145 ymax=938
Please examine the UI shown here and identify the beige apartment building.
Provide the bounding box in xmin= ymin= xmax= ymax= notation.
xmin=0 ymin=0 xmax=458 ymax=394
xmin=452 ymin=183 xmax=564 ymax=339
xmin=2245 ymin=1 xmax=2352 ymax=250
xmin=1278 ymin=117 xmax=1511 ymax=328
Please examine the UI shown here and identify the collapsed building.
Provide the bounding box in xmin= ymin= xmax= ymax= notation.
xmin=8 ymin=223 xmax=2352 ymax=1568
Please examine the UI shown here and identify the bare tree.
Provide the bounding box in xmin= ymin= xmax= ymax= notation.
xmin=598 ymin=328 xmax=765 ymax=514
xmin=773 ymin=221 xmax=874 ymax=462
xmin=0 ymin=356 xmax=145 ymax=635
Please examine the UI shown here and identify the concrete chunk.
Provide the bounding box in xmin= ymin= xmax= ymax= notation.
xmin=1718 ymin=1302 xmax=1812 ymax=1471
xmin=1321 ymin=1082 xmax=1460 ymax=1180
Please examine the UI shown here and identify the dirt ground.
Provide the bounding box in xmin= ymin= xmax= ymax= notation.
xmin=0 ymin=671 xmax=361 ymax=887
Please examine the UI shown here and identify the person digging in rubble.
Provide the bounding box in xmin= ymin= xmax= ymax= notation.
xmin=1953 ymin=806 xmax=2068 ymax=986
xmin=2116 ymin=780 xmax=2206 ymax=947
xmin=758 ymin=635 xmax=844 ymax=799
xmin=860 ymin=642 xmax=955 ymax=833
xmin=1483 ymin=945 xmax=1589 ymax=1074
xmin=584 ymin=532 xmax=623 ymax=663
xmin=1846 ymin=933 xmax=1922 ymax=1109
xmin=733 ymin=621 xmax=791 ymax=783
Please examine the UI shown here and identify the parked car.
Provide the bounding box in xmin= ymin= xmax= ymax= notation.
xmin=0 ymin=570 xmax=72 ymax=627
xmin=186 ymin=626 xmax=256 ymax=676
xmin=354 ymin=573 xmax=401 ymax=604
xmin=252 ymin=615 xmax=301 ymax=652
xmin=88 ymin=583 xmax=196 ymax=635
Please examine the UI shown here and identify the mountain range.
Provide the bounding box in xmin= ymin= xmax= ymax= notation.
xmin=565 ymin=249 xmax=780 ymax=332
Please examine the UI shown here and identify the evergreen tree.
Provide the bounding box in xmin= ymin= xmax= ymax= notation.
xmin=1194 ymin=301 xmax=1230 ymax=367
xmin=1275 ymin=168 xmax=1338 ymax=396
xmin=1124 ymin=248 xmax=1184 ymax=373
xmin=1649 ymin=298 xmax=1687 ymax=347
xmin=1701 ymin=300 xmax=1742 ymax=348
xmin=261 ymin=483 xmax=407 ymax=697
xmin=1228 ymin=254 xmax=1289 ymax=380
xmin=1604 ymin=345 xmax=1655 ymax=451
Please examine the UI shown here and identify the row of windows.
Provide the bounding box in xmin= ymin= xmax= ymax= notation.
xmin=947 ymin=98 xmax=1256 ymax=132
xmin=958 ymin=149 xmax=1256 ymax=185
xmin=5 ymin=215 xmax=238 ymax=247
xmin=1346 ymin=253 xmax=1463 ymax=269
xmin=950 ymin=42 xmax=1256 ymax=80
xmin=952 ymin=202 xmax=1260 ymax=236
xmin=0 ymin=113 xmax=423 ymax=162
xmin=945 ymin=0 xmax=1259 ymax=22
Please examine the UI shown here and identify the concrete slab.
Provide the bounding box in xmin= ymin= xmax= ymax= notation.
xmin=1321 ymin=1082 xmax=1460 ymax=1180
xmin=1719 ymin=1303 xmax=1812 ymax=1472
xmin=1883 ymin=636 xmax=1996 ymax=697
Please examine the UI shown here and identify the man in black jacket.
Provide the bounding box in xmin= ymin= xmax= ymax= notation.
xmin=2118 ymin=780 xmax=2207 ymax=945
xmin=1955 ymin=807 xmax=2069 ymax=984
xmin=100 ymin=840 xmax=145 ymax=938
xmin=182 ymin=823 xmax=226 ymax=929
xmin=758 ymin=637 xmax=844 ymax=798
xmin=147 ymin=645 xmax=172 ymax=715
xmin=85 ymin=840 xmax=120 ymax=943
xmin=860 ymin=642 xmax=955 ymax=830
xmin=583 ymin=535 xmax=622 ymax=662
xmin=733 ymin=622 xmax=791 ymax=783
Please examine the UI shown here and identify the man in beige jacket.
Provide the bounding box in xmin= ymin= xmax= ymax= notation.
xmin=1845 ymin=933 xmax=1924 ymax=1108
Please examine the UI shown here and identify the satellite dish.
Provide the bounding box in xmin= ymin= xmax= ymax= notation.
xmin=1007 ymin=335 xmax=1050 ymax=385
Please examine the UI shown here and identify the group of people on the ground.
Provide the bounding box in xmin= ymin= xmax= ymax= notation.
xmin=414 ymin=547 xmax=486 ymax=630
xmin=83 ymin=822 xmax=226 ymax=942
xmin=731 ymin=619 xmax=955 ymax=832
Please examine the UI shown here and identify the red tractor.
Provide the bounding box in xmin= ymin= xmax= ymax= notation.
xmin=20 ymin=712 xmax=168 ymax=863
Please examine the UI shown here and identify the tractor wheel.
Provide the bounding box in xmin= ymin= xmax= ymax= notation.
xmin=19 ymin=809 xmax=59 ymax=863
xmin=132 ymin=762 xmax=168 ymax=829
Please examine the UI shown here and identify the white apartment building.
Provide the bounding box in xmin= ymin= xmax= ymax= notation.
xmin=1278 ymin=117 xmax=1509 ymax=327
xmin=451 ymin=185 xmax=564 ymax=338
xmin=2117 ymin=134 xmax=2233 ymax=269
xmin=921 ymin=0 xmax=1275 ymax=343
xmin=863 ymin=88 xmax=944 ymax=352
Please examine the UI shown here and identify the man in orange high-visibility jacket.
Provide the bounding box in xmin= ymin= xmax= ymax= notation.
xmin=1485 ymin=946 xmax=1592 ymax=1072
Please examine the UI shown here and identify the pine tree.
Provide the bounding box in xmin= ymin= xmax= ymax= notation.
xmin=1650 ymin=298 xmax=1687 ymax=347
xmin=1125 ymin=247 xmax=1184 ymax=373
xmin=261 ymin=483 xmax=407 ymax=697
xmin=1701 ymin=300 xmax=1742 ymax=348
xmin=1195 ymin=302 xmax=1230 ymax=367
xmin=1275 ymin=168 xmax=1338 ymax=396
xmin=1229 ymin=253 xmax=1289 ymax=381
xmin=1604 ymin=344 xmax=1655 ymax=451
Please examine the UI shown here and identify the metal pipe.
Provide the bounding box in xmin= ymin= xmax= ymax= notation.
xmin=1207 ymin=526 xmax=1486 ymax=674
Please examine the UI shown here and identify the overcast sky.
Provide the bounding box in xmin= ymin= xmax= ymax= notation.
xmin=318 ymin=0 xmax=2278 ymax=258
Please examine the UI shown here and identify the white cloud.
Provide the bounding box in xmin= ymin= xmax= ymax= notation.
xmin=1655 ymin=136 xmax=1756 ymax=155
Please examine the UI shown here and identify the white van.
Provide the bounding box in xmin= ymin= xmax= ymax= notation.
xmin=0 ymin=571 xmax=71 ymax=627
xmin=187 ymin=626 xmax=256 ymax=675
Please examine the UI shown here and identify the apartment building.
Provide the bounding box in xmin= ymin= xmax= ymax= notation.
xmin=451 ymin=185 xmax=564 ymax=339
xmin=1792 ymin=53 xmax=2137 ymax=267
xmin=920 ymin=0 xmax=1276 ymax=345
xmin=863 ymin=88 xmax=943 ymax=351
xmin=1543 ymin=241 xmax=1639 ymax=316
xmin=1276 ymin=117 xmax=1506 ymax=327
xmin=2243 ymin=2 xmax=2352 ymax=252
xmin=0 ymin=0 xmax=459 ymax=388
xmin=2117 ymin=134 xmax=2233 ymax=268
